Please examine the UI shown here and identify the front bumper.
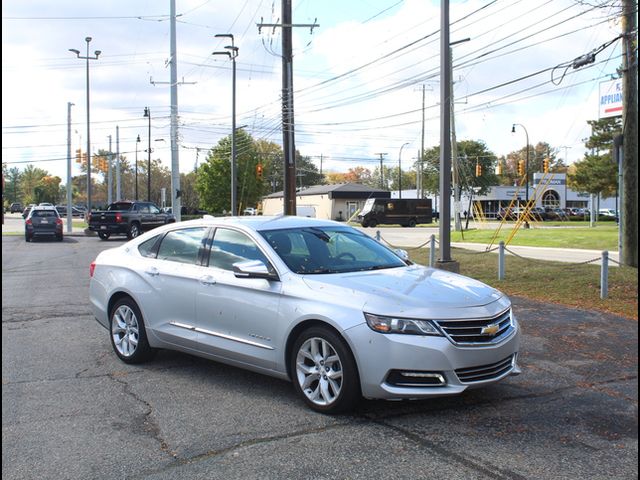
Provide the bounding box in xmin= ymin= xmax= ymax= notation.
xmin=345 ymin=321 xmax=520 ymax=400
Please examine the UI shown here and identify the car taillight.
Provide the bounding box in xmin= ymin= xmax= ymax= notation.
xmin=25 ymin=219 xmax=32 ymax=225
xmin=90 ymin=261 xmax=96 ymax=277
xmin=115 ymin=213 xmax=122 ymax=223
xmin=56 ymin=218 xmax=63 ymax=225
xmin=87 ymin=212 xmax=92 ymax=222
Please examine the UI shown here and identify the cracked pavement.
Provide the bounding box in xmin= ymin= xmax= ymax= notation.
xmin=2 ymin=235 xmax=637 ymax=479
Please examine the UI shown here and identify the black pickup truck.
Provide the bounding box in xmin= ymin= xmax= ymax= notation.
xmin=88 ymin=201 xmax=175 ymax=240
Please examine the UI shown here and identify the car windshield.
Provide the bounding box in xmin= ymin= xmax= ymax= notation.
xmin=260 ymin=226 xmax=406 ymax=274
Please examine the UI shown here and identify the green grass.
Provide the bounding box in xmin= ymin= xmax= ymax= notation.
xmin=408 ymin=248 xmax=638 ymax=321
xmin=451 ymin=224 xmax=619 ymax=250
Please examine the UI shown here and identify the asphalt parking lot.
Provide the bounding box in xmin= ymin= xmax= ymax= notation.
xmin=2 ymin=234 xmax=637 ymax=480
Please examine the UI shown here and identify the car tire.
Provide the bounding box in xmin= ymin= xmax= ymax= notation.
xmin=109 ymin=297 xmax=156 ymax=364
xmin=408 ymin=218 xmax=417 ymax=228
xmin=127 ymin=222 xmax=140 ymax=240
xmin=25 ymin=233 xmax=31 ymax=242
xmin=368 ymin=219 xmax=377 ymax=228
xmin=361 ymin=220 xmax=369 ymax=228
xmin=290 ymin=326 xmax=360 ymax=414
xmin=56 ymin=234 xmax=63 ymax=242
xmin=98 ymin=232 xmax=111 ymax=240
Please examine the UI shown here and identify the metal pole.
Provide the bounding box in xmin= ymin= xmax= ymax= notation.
xmin=145 ymin=107 xmax=151 ymax=202
xmin=498 ymin=241 xmax=505 ymax=280
xmin=231 ymin=46 xmax=237 ymax=215
xmin=429 ymin=234 xmax=436 ymax=267
xmin=107 ymin=134 xmax=112 ymax=204
xmin=600 ymin=250 xmax=609 ymax=299
xmin=116 ymin=126 xmax=121 ymax=201
xmin=399 ymin=142 xmax=409 ymax=199
xmin=66 ymin=102 xmax=74 ymax=233
xmin=135 ymin=135 xmax=140 ymax=201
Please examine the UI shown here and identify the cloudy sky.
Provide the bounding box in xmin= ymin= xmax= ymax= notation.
xmin=2 ymin=0 xmax=624 ymax=182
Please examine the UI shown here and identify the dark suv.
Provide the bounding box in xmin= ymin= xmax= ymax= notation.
xmin=25 ymin=206 xmax=63 ymax=242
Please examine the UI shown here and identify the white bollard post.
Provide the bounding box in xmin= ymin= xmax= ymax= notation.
xmin=498 ymin=241 xmax=505 ymax=280
xmin=430 ymin=234 xmax=436 ymax=267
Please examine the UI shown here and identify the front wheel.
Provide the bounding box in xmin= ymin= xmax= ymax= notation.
xmin=290 ymin=326 xmax=360 ymax=414
xmin=109 ymin=297 xmax=155 ymax=364
xmin=368 ymin=219 xmax=377 ymax=228
xmin=98 ymin=232 xmax=111 ymax=240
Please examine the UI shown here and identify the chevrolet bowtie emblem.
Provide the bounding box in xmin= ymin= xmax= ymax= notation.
xmin=481 ymin=324 xmax=499 ymax=336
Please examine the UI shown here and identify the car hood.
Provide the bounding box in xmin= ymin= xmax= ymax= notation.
xmin=301 ymin=264 xmax=507 ymax=318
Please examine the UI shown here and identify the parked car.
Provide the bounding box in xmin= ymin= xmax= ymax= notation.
xmin=89 ymin=216 xmax=521 ymax=413
xmin=9 ymin=202 xmax=23 ymax=213
xmin=25 ymin=205 xmax=63 ymax=242
xmin=56 ymin=205 xmax=86 ymax=217
xmin=22 ymin=204 xmax=36 ymax=219
xmin=243 ymin=207 xmax=258 ymax=216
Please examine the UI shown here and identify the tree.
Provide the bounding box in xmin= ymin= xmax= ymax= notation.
xmin=20 ymin=165 xmax=50 ymax=205
xmin=568 ymin=117 xmax=621 ymax=199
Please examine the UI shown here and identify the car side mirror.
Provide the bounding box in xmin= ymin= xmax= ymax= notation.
xmin=233 ymin=260 xmax=279 ymax=281
xmin=393 ymin=248 xmax=412 ymax=265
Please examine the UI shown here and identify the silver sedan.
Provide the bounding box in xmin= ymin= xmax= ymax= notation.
xmin=89 ymin=216 xmax=520 ymax=413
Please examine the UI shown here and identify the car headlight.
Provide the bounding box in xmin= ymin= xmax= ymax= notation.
xmin=364 ymin=313 xmax=442 ymax=336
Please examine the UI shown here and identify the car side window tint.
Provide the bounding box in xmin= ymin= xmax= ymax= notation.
xmin=138 ymin=235 xmax=161 ymax=258
xmin=149 ymin=205 xmax=160 ymax=214
xmin=209 ymin=228 xmax=270 ymax=271
xmin=138 ymin=204 xmax=150 ymax=213
xmin=156 ymin=227 xmax=207 ymax=264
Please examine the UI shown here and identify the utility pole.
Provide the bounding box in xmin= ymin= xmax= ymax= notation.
xmin=420 ymin=85 xmax=425 ymax=199
xmin=438 ymin=0 xmax=459 ymax=272
xmin=621 ymin=0 xmax=638 ymax=267
xmin=66 ymin=102 xmax=74 ymax=233
xmin=375 ymin=153 xmax=388 ymax=189
xmin=107 ymin=134 xmax=113 ymax=204
xmin=257 ymin=5 xmax=318 ymax=215
xmin=149 ymin=0 xmax=195 ymax=219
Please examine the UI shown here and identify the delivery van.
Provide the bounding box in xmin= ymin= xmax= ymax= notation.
xmin=357 ymin=198 xmax=433 ymax=227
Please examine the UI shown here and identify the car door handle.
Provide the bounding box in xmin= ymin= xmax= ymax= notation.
xmin=200 ymin=275 xmax=216 ymax=286
xmin=145 ymin=267 xmax=160 ymax=277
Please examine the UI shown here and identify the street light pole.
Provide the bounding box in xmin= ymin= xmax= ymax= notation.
xmin=135 ymin=135 xmax=141 ymax=200
xmin=144 ymin=107 xmax=151 ymax=202
xmin=512 ymin=123 xmax=530 ymax=228
xmin=69 ymin=37 xmax=101 ymax=212
xmin=213 ymin=34 xmax=239 ymax=215
xmin=398 ymin=142 xmax=409 ymax=199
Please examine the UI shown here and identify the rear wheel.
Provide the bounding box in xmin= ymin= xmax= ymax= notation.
xmin=56 ymin=234 xmax=63 ymax=242
xmin=127 ymin=222 xmax=140 ymax=240
xmin=408 ymin=218 xmax=417 ymax=228
xmin=290 ymin=326 xmax=360 ymax=414
xmin=25 ymin=233 xmax=31 ymax=242
xmin=109 ymin=297 xmax=155 ymax=364
xmin=98 ymin=232 xmax=111 ymax=240
xmin=368 ymin=219 xmax=377 ymax=228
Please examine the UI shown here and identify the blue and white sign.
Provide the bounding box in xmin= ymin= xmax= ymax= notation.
xmin=599 ymin=78 xmax=623 ymax=119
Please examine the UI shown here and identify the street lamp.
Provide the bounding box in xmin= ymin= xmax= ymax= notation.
xmin=213 ymin=33 xmax=239 ymax=215
xmin=135 ymin=135 xmax=141 ymax=200
xmin=512 ymin=123 xmax=530 ymax=228
xmin=398 ymin=142 xmax=410 ymax=199
xmin=69 ymin=37 xmax=101 ymax=212
xmin=144 ymin=107 xmax=151 ymax=202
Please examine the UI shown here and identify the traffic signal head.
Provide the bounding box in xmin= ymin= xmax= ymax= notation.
xmin=256 ymin=163 xmax=263 ymax=179
xmin=75 ymin=149 xmax=82 ymax=163
xmin=518 ymin=159 xmax=525 ymax=176
xmin=543 ymin=158 xmax=549 ymax=173
xmin=496 ymin=161 xmax=503 ymax=175
xmin=475 ymin=163 xmax=482 ymax=177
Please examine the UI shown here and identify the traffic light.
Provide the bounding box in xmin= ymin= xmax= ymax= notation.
xmin=543 ymin=158 xmax=549 ymax=173
xmin=518 ymin=159 xmax=525 ymax=176
xmin=82 ymin=152 xmax=88 ymax=167
xmin=496 ymin=161 xmax=503 ymax=175
xmin=256 ymin=163 xmax=263 ymax=180
xmin=75 ymin=149 xmax=82 ymax=163
xmin=475 ymin=163 xmax=482 ymax=177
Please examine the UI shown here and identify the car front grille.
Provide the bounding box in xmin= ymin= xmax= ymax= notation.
xmin=455 ymin=354 xmax=515 ymax=384
xmin=433 ymin=308 xmax=514 ymax=345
